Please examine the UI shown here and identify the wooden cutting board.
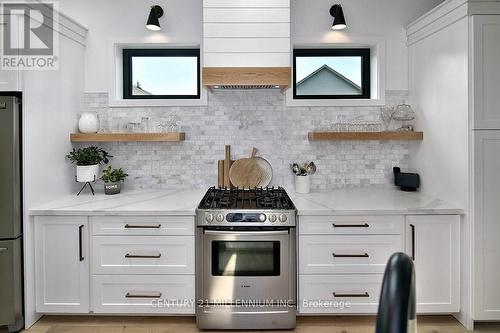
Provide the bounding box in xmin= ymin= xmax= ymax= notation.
xmin=229 ymin=148 xmax=263 ymax=188
xmin=218 ymin=159 xmax=234 ymax=187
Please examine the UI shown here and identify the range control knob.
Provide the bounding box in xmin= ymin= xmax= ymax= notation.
xmin=279 ymin=214 xmax=288 ymax=223
xmin=259 ymin=214 xmax=267 ymax=222
xmin=269 ymin=214 xmax=278 ymax=223
xmin=216 ymin=213 xmax=225 ymax=222
xmin=205 ymin=213 xmax=214 ymax=223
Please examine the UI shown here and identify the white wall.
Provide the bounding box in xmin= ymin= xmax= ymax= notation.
xmin=292 ymin=0 xmax=444 ymax=91
xmin=59 ymin=0 xmax=442 ymax=93
xmin=22 ymin=21 xmax=86 ymax=328
xmin=59 ymin=0 xmax=202 ymax=93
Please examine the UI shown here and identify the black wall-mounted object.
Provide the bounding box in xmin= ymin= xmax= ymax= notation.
xmin=393 ymin=167 xmax=420 ymax=192
xmin=146 ymin=5 xmax=164 ymax=31
xmin=330 ymin=4 xmax=347 ymax=30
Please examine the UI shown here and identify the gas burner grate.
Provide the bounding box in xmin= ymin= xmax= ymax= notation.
xmin=198 ymin=186 xmax=295 ymax=210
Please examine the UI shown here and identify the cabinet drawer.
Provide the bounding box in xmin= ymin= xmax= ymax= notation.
xmin=299 ymin=274 xmax=382 ymax=314
xmin=92 ymin=275 xmax=195 ymax=314
xmin=91 ymin=216 xmax=194 ymax=236
xmin=92 ymin=236 xmax=195 ymax=275
xmin=299 ymin=215 xmax=403 ymax=235
xmin=299 ymin=235 xmax=403 ymax=274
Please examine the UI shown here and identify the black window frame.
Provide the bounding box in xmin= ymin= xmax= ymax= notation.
xmin=293 ymin=48 xmax=371 ymax=100
xmin=122 ymin=48 xmax=201 ymax=100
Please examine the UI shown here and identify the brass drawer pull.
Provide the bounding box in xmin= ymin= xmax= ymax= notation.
xmin=125 ymin=292 xmax=162 ymax=299
xmin=332 ymin=253 xmax=369 ymax=258
xmin=333 ymin=292 xmax=370 ymax=298
xmin=332 ymin=223 xmax=369 ymax=228
xmin=124 ymin=224 xmax=161 ymax=229
xmin=125 ymin=253 xmax=162 ymax=259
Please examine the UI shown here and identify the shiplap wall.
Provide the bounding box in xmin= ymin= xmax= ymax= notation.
xmin=203 ymin=0 xmax=290 ymax=67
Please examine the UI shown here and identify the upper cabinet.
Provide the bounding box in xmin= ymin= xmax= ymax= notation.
xmin=472 ymin=15 xmax=500 ymax=129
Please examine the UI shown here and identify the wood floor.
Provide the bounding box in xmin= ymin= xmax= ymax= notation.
xmin=6 ymin=316 xmax=500 ymax=333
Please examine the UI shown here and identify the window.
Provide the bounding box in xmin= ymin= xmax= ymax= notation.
xmin=293 ymin=48 xmax=370 ymax=99
xmin=122 ymin=49 xmax=200 ymax=99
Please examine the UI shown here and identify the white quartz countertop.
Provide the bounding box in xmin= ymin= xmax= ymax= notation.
xmin=30 ymin=188 xmax=463 ymax=216
xmin=29 ymin=189 xmax=206 ymax=216
xmin=289 ymin=189 xmax=463 ymax=216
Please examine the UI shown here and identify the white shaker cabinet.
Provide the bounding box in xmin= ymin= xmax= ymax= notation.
xmin=405 ymin=215 xmax=460 ymax=313
xmin=34 ymin=216 xmax=90 ymax=313
xmin=472 ymin=15 xmax=500 ymax=129
xmin=473 ymin=131 xmax=500 ymax=320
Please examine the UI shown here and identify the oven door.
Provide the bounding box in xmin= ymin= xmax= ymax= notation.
xmin=201 ymin=228 xmax=291 ymax=303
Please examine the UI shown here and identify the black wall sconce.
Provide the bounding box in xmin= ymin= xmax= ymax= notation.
xmin=146 ymin=5 xmax=164 ymax=31
xmin=330 ymin=4 xmax=347 ymax=30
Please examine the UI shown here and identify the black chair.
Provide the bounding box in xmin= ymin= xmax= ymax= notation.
xmin=375 ymin=252 xmax=416 ymax=333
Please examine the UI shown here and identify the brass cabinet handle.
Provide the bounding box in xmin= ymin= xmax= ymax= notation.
xmin=125 ymin=253 xmax=162 ymax=259
xmin=333 ymin=292 xmax=370 ymax=298
xmin=332 ymin=223 xmax=369 ymax=228
xmin=124 ymin=224 xmax=161 ymax=229
xmin=332 ymin=253 xmax=369 ymax=258
xmin=79 ymin=225 xmax=84 ymax=262
xmin=410 ymin=224 xmax=416 ymax=261
xmin=125 ymin=292 xmax=162 ymax=298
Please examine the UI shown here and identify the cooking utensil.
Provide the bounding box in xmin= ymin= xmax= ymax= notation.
xmin=305 ymin=161 xmax=317 ymax=175
xmin=229 ymin=148 xmax=263 ymax=188
xmin=292 ymin=163 xmax=301 ymax=176
xmin=255 ymin=156 xmax=273 ymax=187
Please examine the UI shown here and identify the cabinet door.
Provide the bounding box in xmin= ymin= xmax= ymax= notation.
xmin=473 ymin=15 xmax=500 ymax=129
xmin=474 ymin=131 xmax=500 ymax=320
xmin=34 ymin=216 xmax=89 ymax=313
xmin=405 ymin=215 xmax=460 ymax=313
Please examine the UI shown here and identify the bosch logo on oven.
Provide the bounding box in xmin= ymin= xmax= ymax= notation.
xmin=240 ymin=284 xmax=251 ymax=288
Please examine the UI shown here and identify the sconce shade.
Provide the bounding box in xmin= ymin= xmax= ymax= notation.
xmin=146 ymin=5 xmax=164 ymax=31
xmin=330 ymin=4 xmax=346 ymax=30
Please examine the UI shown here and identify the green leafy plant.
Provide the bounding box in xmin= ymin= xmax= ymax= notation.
xmin=66 ymin=146 xmax=112 ymax=166
xmin=100 ymin=166 xmax=128 ymax=183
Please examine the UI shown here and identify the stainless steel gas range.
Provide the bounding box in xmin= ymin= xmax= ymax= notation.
xmin=196 ymin=187 xmax=297 ymax=330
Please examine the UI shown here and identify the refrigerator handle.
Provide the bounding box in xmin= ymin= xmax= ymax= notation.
xmin=79 ymin=225 xmax=84 ymax=262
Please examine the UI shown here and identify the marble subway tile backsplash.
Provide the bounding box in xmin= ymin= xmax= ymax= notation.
xmin=83 ymin=90 xmax=410 ymax=191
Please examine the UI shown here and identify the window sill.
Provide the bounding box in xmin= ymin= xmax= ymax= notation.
xmin=285 ymin=90 xmax=385 ymax=107
xmin=108 ymin=92 xmax=208 ymax=108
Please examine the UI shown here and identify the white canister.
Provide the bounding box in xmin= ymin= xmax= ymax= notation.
xmin=78 ymin=112 xmax=99 ymax=133
xmin=294 ymin=175 xmax=311 ymax=194
xmin=76 ymin=164 xmax=99 ymax=182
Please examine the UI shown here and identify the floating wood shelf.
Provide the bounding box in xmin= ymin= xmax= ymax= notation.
xmin=308 ymin=131 xmax=424 ymax=141
xmin=70 ymin=132 xmax=185 ymax=142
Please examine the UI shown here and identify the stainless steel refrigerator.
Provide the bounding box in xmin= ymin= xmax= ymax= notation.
xmin=0 ymin=95 xmax=23 ymax=332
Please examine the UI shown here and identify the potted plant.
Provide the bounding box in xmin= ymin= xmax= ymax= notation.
xmin=66 ymin=146 xmax=111 ymax=182
xmin=100 ymin=166 xmax=128 ymax=195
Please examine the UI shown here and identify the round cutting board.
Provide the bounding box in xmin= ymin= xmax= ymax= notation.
xmin=229 ymin=148 xmax=263 ymax=188
xmin=255 ymin=157 xmax=273 ymax=187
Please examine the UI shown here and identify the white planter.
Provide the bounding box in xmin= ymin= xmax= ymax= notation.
xmin=294 ymin=175 xmax=311 ymax=194
xmin=76 ymin=164 xmax=99 ymax=183
xmin=78 ymin=112 xmax=99 ymax=133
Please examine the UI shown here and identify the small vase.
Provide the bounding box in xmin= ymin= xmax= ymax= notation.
xmin=76 ymin=164 xmax=99 ymax=183
xmin=78 ymin=112 xmax=99 ymax=133
xmin=294 ymin=175 xmax=311 ymax=194
xmin=104 ymin=182 xmax=121 ymax=195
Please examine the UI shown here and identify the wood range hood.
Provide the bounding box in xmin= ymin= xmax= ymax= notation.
xmin=203 ymin=0 xmax=291 ymax=90
xmin=202 ymin=67 xmax=291 ymax=90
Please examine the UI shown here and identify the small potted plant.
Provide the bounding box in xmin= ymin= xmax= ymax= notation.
xmin=100 ymin=166 xmax=128 ymax=195
xmin=66 ymin=146 xmax=112 ymax=182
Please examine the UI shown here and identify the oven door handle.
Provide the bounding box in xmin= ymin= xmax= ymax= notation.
xmin=203 ymin=230 xmax=289 ymax=236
